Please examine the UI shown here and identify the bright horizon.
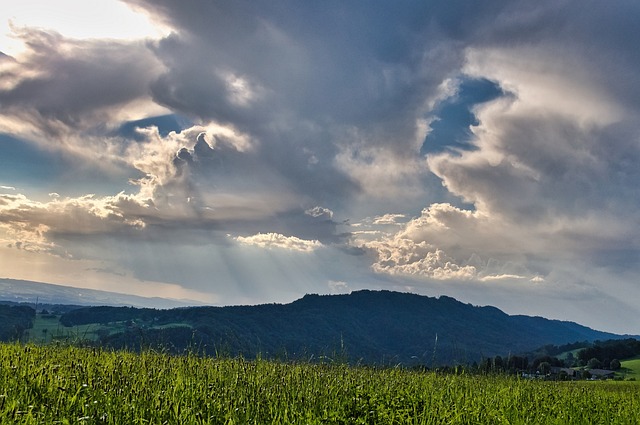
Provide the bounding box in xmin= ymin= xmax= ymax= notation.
xmin=1 ymin=0 xmax=640 ymax=334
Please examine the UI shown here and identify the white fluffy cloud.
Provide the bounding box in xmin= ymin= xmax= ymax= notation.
xmin=234 ymin=233 xmax=322 ymax=253
xmin=0 ymin=191 xmax=147 ymax=255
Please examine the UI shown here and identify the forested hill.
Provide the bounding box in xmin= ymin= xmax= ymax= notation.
xmin=59 ymin=290 xmax=629 ymax=365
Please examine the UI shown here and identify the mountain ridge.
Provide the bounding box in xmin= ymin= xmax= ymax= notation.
xmin=57 ymin=289 xmax=637 ymax=365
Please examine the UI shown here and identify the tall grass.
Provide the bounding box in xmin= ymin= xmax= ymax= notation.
xmin=0 ymin=343 xmax=638 ymax=424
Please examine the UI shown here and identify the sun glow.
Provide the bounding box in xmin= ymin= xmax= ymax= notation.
xmin=0 ymin=0 xmax=168 ymax=57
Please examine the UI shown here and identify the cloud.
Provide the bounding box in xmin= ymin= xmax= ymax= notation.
xmin=369 ymin=243 xmax=477 ymax=281
xmin=347 ymin=0 xmax=640 ymax=297
xmin=356 ymin=200 xmax=590 ymax=284
xmin=0 ymin=192 xmax=147 ymax=254
xmin=0 ymin=29 xmax=165 ymax=141
xmin=479 ymin=274 xmax=526 ymax=282
xmin=1 ymin=0 xmax=169 ymax=57
xmin=117 ymin=0 xmax=486 ymax=215
xmin=425 ymin=40 xmax=640 ymax=270
xmin=305 ymin=206 xmax=334 ymax=219
xmin=372 ymin=214 xmax=406 ymax=225
xmin=234 ymin=233 xmax=322 ymax=253
xmin=0 ymin=121 xmax=346 ymax=264
xmin=328 ymin=280 xmax=350 ymax=294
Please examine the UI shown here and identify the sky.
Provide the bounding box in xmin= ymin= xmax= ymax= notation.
xmin=1 ymin=0 xmax=639 ymax=334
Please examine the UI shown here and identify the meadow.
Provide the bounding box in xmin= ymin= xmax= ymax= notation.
xmin=619 ymin=357 xmax=640 ymax=380
xmin=1 ymin=343 xmax=639 ymax=424
xmin=24 ymin=312 xmax=193 ymax=346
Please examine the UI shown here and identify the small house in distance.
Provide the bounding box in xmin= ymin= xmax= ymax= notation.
xmin=549 ymin=367 xmax=578 ymax=379
xmin=587 ymin=369 xmax=615 ymax=380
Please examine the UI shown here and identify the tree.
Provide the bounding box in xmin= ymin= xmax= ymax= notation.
xmin=610 ymin=359 xmax=621 ymax=370
xmin=538 ymin=362 xmax=551 ymax=375
xmin=507 ymin=355 xmax=528 ymax=371
xmin=565 ymin=352 xmax=576 ymax=367
xmin=587 ymin=358 xmax=602 ymax=369
xmin=493 ymin=355 xmax=504 ymax=371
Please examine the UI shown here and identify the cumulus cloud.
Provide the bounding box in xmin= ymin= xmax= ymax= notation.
xmin=0 ymin=120 xmax=344 ymax=264
xmin=117 ymin=0 xmax=488 ymax=215
xmin=305 ymin=206 xmax=334 ymax=219
xmin=234 ymin=233 xmax=322 ymax=253
xmin=418 ymin=4 xmax=640 ymax=279
xmin=0 ymin=192 xmax=148 ymax=254
xmin=372 ymin=214 xmax=406 ymax=225
xmin=355 ymin=197 xmax=624 ymax=285
xmin=338 ymin=1 xmax=640 ymax=305
xmin=367 ymin=241 xmax=477 ymax=281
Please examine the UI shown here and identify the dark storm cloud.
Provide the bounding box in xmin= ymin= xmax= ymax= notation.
xmin=80 ymin=0 xmax=640 ymax=269
xmin=0 ymin=29 xmax=163 ymax=135
xmin=122 ymin=0 xmax=485 ymax=207
xmin=138 ymin=0 xmax=461 ymax=135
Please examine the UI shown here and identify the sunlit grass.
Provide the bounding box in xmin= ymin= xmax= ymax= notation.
xmin=619 ymin=356 xmax=640 ymax=380
xmin=26 ymin=314 xmax=101 ymax=344
xmin=1 ymin=343 xmax=639 ymax=424
xmin=26 ymin=313 xmax=194 ymax=345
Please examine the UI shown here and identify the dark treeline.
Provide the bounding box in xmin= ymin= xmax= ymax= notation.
xmin=0 ymin=305 xmax=35 ymax=341
xmin=576 ymin=339 xmax=640 ymax=367
xmin=60 ymin=306 xmax=153 ymax=327
xmin=473 ymin=354 xmax=565 ymax=375
xmin=527 ymin=341 xmax=592 ymax=357
xmin=477 ymin=338 xmax=640 ymax=376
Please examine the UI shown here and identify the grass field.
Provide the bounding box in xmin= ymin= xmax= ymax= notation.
xmin=25 ymin=314 xmax=105 ymax=344
xmin=619 ymin=357 xmax=640 ymax=380
xmin=24 ymin=313 xmax=194 ymax=345
xmin=1 ymin=343 xmax=639 ymax=424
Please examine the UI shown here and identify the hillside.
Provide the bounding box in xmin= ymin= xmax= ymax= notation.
xmin=620 ymin=357 xmax=640 ymax=379
xmin=57 ymin=290 xmax=631 ymax=365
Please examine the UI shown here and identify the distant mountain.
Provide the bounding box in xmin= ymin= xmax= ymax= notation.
xmin=0 ymin=278 xmax=202 ymax=309
xmin=58 ymin=290 xmax=634 ymax=365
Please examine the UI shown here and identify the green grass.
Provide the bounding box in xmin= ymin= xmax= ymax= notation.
xmin=152 ymin=322 xmax=193 ymax=330
xmin=25 ymin=314 xmax=104 ymax=344
xmin=25 ymin=314 xmax=62 ymax=343
xmin=1 ymin=343 xmax=639 ymax=424
xmin=24 ymin=314 xmax=194 ymax=345
xmin=619 ymin=357 xmax=640 ymax=380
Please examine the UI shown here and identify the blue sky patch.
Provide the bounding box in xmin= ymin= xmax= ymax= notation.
xmin=421 ymin=78 xmax=503 ymax=155
xmin=0 ymin=134 xmax=63 ymax=187
xmin=0 ymin=134 xmax=134 ymax=197
xmin=116 ymin=114 xmax=191 ymax=140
